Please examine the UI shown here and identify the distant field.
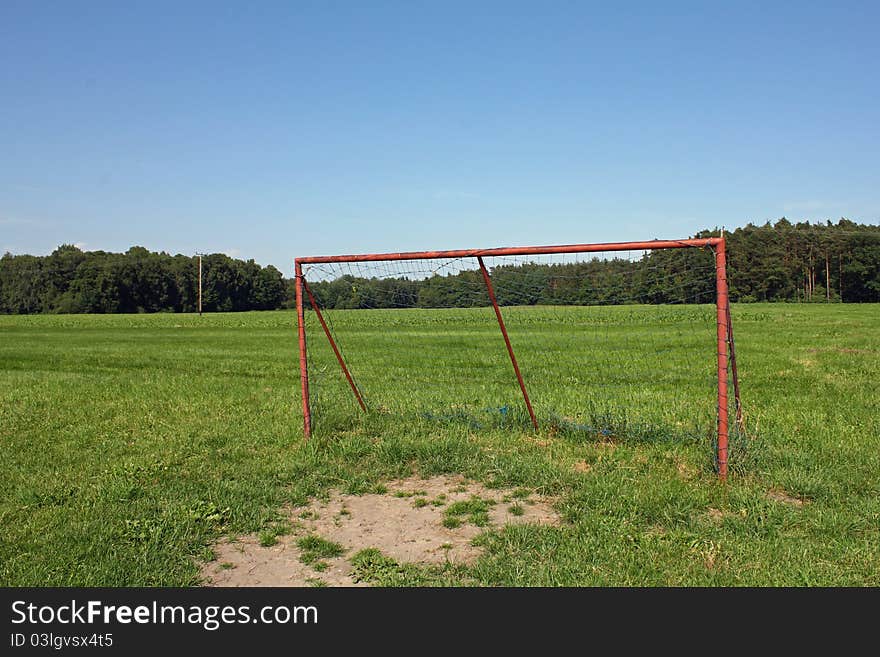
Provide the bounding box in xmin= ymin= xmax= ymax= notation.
xmin=1 ymin=304 xmax=878 ymax=585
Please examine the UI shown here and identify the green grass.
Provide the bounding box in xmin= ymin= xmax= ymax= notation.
xmin=258 ymin=520 xmax=291 ymax=547
xmin=1 ymin=304 xmax=878 ymax=585
xmin=349 ymin=548 xmax=468 ymax=586
xmin=296 ymin=535 xmax=344 ymax=565
xmin=445 ymin=497 xmax=495 ymax=527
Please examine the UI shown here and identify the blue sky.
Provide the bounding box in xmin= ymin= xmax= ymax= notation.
xmin=2 ymin=1 xmax=878 ymax=274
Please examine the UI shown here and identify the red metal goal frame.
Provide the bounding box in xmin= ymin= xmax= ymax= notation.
xmin=295 ymin=238 xmax=741 ymax=479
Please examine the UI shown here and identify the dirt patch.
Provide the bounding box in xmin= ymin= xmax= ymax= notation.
xmin=572 ymin=460 xmax=592 ymax=474
xmin=202 ymin=474 xmax=559 ymax=587
xmin=205 ymin=536 xmax=361 ymax=587
xmin=676 ymin=459 xmax=697 ymax=480
xmin=706 ymin=507 xmax=726 ymax=522
xmin=767 ymin=488 xmax=806 ymax=506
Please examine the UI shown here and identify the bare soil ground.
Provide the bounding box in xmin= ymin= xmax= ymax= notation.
xmin=202 ymin=474 xmax=559 ymax=587
xmin=767 ymin=488 xmax=806 ymax=506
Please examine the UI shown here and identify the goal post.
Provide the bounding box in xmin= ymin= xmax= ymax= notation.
xmin=294 ymin=238 xmax=741 ymax=479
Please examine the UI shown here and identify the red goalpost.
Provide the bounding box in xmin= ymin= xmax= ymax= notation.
xmin=294 ymin=238 xmax=742 ymax=479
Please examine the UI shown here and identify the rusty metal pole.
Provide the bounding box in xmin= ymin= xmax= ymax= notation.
xmin=477 ymin=256 xmax=539 ymax=431
xmin=303 ymin=279 xmax=367 ymax=413
xmin=295 ymin=261 xmax=312 ymax=439
xmin=715 ymin=241 xmax=730 ymax=480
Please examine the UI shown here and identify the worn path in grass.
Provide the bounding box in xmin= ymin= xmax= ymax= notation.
xmin=203 ymin=474 xmax=559 ymax=586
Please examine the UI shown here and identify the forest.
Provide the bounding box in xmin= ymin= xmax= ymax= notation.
xmin=0 ymin=246 xmax=286 ymax=314
xmin=1 ymin=219 xmax=878 ymax=314
xmin=306 ymin=218 xmax=880 ymax=309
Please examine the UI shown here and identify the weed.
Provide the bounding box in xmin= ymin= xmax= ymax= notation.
xmin=445 ymin=497 xmax=492 ymax=527
xmin=442 ymin=517 xmax=462 ymax=529
xmin=297 ymin=535 xmax=344 ymax=565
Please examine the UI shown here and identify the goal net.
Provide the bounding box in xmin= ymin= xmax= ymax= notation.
xmin=294 ymin=239 xmax=742 ymax=478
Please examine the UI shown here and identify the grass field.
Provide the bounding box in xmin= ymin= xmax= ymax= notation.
xmin=1 ymin=304 xmax=878 ymax=586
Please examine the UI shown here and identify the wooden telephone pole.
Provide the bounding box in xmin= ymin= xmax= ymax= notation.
xmin=196 ymin=253 xmax=205 ymax=316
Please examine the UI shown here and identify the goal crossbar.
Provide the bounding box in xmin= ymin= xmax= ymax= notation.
xmin=296 ymin=238 xmax=721 ymax=264
xmin=294 ymin=237 xmax=740 ymax=479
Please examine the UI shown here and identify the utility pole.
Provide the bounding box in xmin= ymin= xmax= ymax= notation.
xmin=196 ymin=253 xmax=205 ymax=316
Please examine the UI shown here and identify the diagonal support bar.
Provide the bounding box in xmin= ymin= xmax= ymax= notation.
xmin=477 ymin=256 xmax=539 ymax=431
xmin=726 ymin=298 xmax=744 ymax=434
xmin=303 ymin=279 xmax=368 ymax=413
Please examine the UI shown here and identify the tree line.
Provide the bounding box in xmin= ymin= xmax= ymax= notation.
xmin=306 ymin=219 xmax=880 ymax=309
xmin=723 ymin=218 xmax=880 ymax=303
xmin=0 ymin=245 xmax=287 ymax=314
xmin=1 ymin=219 xmax=878 ymax=314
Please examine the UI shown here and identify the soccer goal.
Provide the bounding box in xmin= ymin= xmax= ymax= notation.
xmin=294 ymin=238 xmax=742 ymax=479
